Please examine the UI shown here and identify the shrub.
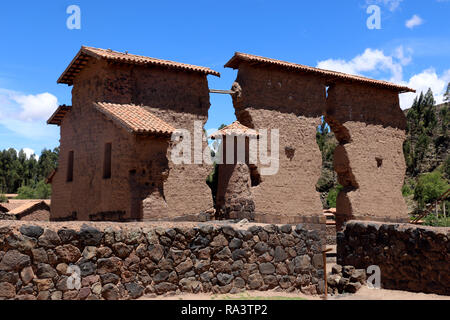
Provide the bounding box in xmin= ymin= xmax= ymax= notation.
xmin=326 ymin=185 xmax=343 ymax=208
xmin=16 ymin=180 xmax=51 ymax=199
xmin=414 ymin=171 xmax=449 ymax=209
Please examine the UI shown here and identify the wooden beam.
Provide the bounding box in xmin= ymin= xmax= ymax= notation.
xmin=209 ymin=89 xmax=235 ymax=95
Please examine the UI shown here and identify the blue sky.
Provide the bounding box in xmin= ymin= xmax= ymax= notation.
xmin=0 ymin=0 xmax=449 ymax=156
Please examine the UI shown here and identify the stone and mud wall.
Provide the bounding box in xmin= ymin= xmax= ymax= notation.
xmin=51 ymin=59 xmax=213 ymax=221
xmin=326 ymin=83 xmax=408 ymax=230
xmin=231 ymin=63 xmax=325 ymax=224
xmin=229 ymin=63 xmax=409 ymax=227
xmin=0 ymin=221 xmax=326 ymax=300
xmin=337 ymin=221 xmax=449 ymax=295
xmin=216 ymin=136 xmax=256 ymax=221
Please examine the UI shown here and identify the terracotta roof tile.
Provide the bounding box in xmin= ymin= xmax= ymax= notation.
xmin=3 ymin=200 xmax=50 ymax=215
xmin=47 ymin=105 xmax=71 ymax=125
xmin=210 ymin=121 xmax=258 ymax=139
xmin=94 ymin=102 xmax=176 ymax=136
xmin=58 ymin=46 xmax=220 ymax=85
xmin=225 ymin=52 xmax=415 ymax=93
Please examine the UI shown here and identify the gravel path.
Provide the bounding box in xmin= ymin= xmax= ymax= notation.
xmin=141 ymin=287 xmax=450 ymax=300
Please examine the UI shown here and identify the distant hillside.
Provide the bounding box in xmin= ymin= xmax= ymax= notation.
xmin=404 ymin=102 xmax=449 ymax=177
xmin=317 ymin=94 xmax=449 ymax=212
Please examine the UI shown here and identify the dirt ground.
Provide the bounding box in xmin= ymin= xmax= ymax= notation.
xmin=140 ymin=287 xmax=450 ymax=301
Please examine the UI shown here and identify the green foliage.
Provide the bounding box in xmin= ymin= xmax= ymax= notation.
xmin=16 ymin=185 xmax=36 ymax=199
xmin=444 ymin=82 xmax=450 ymax=103
xmin=413 ymin=170 xmax=449 ymax=209
xmin=0 ymin=148 xmax=58 ymax=194
xmin=206 ymin=163 xmax=219 ymax=205
xmin=403 ymin=88 xmax=447 ymax=176
xmin=444 ymin=155 xmax=450 ymax=178
xmin=0 ymin=194 xmax=7 ymax=203
xmin=326 ymin=185 xmax=343 ymax=208
xmin=401 ymin=182 xmax=414 ymax=197
xmin=16 ymin=179 xmax=52 ymax=199
xmin=316 ymin=120 xmax=336 ymax=170
xmin=316 ymin=168 xmax=335 ymax=192
xmin=423 ymin=213 xmax=450 ymax=227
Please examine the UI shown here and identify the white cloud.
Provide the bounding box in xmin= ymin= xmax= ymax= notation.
xmin=405 ymin=15 xmax=424 ymax=29
xmin=12 ymin=92 xmax=57 ymax=122
xmin=366 ymin=0 xmax=403 ymax=12
xmin=14 ymin=148 xmax=37 ymax=159
xmin=0 ymin=88 xmax=59 ymax=139
xmin=399 ymin=68 xmax=450 ymax=109
xmin=317 ymin=46 xmax=410 ymax=83
xmin=317 ymin=47 xmax=450 ymax=110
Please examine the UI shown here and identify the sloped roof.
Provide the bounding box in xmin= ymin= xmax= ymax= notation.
xmin=225 ymin=52 xmax=415 ymax=93
xmin=0 ymin=203 xmax=9 ymax=212
xmin=210 ymin=121 xmax=258 ymax=139
xmin=93 ymin=102 xmax=176 ymax=136
xmin=4 ymin=200 xmax=50 ymax=215
xmin=58 ymin=46 xmax=220 ymax=85
xmin=47 ymin=105 xmax=71 ymax=125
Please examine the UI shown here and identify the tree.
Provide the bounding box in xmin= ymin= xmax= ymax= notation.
xmin=0 ymin=147 xmax=58 ymax=194
xmin=444 ymin=82 xmax=450 ymax=103
xmin=414 ymin=171 xmax=449 ymax=209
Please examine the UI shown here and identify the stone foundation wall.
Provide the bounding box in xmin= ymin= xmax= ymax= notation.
xmin=337 ymin=221 xmax=449 ymax=295
xmin=0 ymin=221 xmax=326 ymax=300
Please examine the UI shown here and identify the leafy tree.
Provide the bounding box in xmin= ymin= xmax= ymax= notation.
xmin=403 ymin=88 xmax=442 ymax=176
xmin=444 ymin=155 xmax=450 ymax=178
xmin=414 ymin=170 xmax=449 ymax=209
xmin=16 ymin=185 xmax=36 ymax=199
xmin=0 ymin=147 xmax=58 ymax=194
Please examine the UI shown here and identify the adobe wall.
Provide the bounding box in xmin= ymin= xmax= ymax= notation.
xmin=0 ymin=220 xmax=326 ymax=300
xmin=51 ymin=99 xmax=170 ymax=221
xmin=216 ymin=136 xmax=255 ymax=220
xmin=337 ymin=221 xmax=449 ymax=295
xmin=231 ymin=63 xmax=325 ymax=224
xmin=52 ymin=59 xmax=213 ymax=221
xmin=131 ymin=66 xmax=214 ymax=219
xmin=216 ymin=163 xmax=255 ymax=220
xmin=326 ymin=83 xmax=408 ymax=229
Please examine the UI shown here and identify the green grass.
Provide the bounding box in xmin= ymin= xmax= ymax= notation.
xmin=423 ymin=214 xmax=450 ymax=227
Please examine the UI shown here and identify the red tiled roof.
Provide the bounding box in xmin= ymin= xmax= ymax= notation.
xmin=2 ymin=200 xmax=50 ymax=215
xmin=210 ymin=121 xmax=258 ymax=139
xmin=47 ymin=105 xmax=71 ymax=125
xmin=225 ymin=52 xmax=415 ymax=93
xmin=58 ymin=46 xmax=220 ymax=85
xmin=93 ymin=102 xmax=176 ymax=136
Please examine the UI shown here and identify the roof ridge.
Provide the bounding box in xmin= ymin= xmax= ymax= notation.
xmin=225 ymin=52 xmax=415 ymax=93
xmin=93 ymin=102 xmax=176 ymax=136
xmin=58 ymin=46 xmax=220 ymax=85
xmin=210 ymin=120 xmax=259 ymax=139
xmin=8 ymin=200 xmax=44 ymax=215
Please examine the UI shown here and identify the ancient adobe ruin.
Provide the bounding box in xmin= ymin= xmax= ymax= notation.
xmin=49 ymin=46 xmax=218 ymax=221
xmin=48 ymin=47 xmax=415 ymax=229
xmin=224 ymin=52 xmax=414 ymax=229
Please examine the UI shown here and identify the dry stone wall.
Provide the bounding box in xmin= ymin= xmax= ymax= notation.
xmin=0 ymin=221 xmax=326 ymax=300
xmin=337 ymin=220 xmax=449 ymax=295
